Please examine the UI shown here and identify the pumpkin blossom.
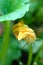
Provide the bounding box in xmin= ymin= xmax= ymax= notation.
xmin=12 ymin=21 xmax=36 ymax=43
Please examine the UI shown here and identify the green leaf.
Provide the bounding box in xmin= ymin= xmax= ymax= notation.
xmin=10 ymin=37 xmax=21 ymax=59
xmin=19 ymin=39 xmax=43 ymax=54
xmin=7 ymin=37 xmax=21 ymax=60
xmin=0 ymin=0 xmax=30 ymax=22
xmin=32 ymin=39 xmax=43 ymax=54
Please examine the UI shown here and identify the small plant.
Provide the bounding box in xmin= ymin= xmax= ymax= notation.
xmin=0 ymin=0 xmax=43 ymax=65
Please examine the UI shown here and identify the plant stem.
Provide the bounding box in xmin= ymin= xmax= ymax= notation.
xmin=27 ymin=44 xmax=33 ymax=65
xmin=0 ymin=21 xmax=11 ymax=65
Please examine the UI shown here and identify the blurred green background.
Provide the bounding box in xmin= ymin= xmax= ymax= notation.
xmin=0 ymin=0 xmax=43 ymax=65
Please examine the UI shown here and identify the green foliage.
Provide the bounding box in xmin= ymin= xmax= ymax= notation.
xmin=23 ymin=1 xmax=43 ymax=25
xmin=19 ymin=39 xmax=43 ymax=54
xmin=0 ymin=0 xmax=29 ymax=22
xmin=0 ymin=0 xmax=43 ymax=65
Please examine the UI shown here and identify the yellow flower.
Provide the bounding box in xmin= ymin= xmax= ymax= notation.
xmin=12 ymin=21 xmax=36 ymax=43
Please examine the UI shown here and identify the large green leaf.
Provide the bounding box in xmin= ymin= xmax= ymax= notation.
xmin=0 ymin=0 xmax=30 ymax=22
